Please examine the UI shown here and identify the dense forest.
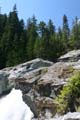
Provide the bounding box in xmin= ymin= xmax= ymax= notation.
xmin=0 ymin=5 xmax=80 ymax=69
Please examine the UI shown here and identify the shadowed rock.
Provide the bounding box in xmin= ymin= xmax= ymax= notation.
xmin=22 ymin=94 xmax=38 ymax=118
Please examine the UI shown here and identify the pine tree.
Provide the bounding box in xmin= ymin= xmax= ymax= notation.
xmin=27 ymin=16 xmax=38 ymax=60
xmin=62 ymin=15 xmax=70 ymax=51
xmin=38 ymin=21 xmax=49 ymax=59
xmin=47 ymin=19 xmax=55 ymax=36
xmin=1 ymin=4 xmax=21 ymax=67
xmin=71 ymin=17 xmax=80 ymax=49
xmin=0 ymin=14 xmax=7 ymax=40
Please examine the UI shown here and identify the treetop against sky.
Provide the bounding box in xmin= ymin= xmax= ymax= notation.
xmin=0 ymin=0 xmax=80 ymax=27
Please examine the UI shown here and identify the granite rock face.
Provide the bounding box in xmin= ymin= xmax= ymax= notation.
xmin=38 ymin=62 xmax=74 ymax=98
xmin=0 ymin=50 xmax=80 ymax=119
xmin=59 ymin=49 xmax=80 ymax=62
xmin=0 ymin=58 xmax=53 ymax=93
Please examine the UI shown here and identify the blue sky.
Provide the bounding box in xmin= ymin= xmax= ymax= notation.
xmin=0 ymin=0 xmax=80 ymax=28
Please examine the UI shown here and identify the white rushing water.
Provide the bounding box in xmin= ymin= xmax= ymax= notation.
xmin=0 ymin=89 xmax=33 ymax=120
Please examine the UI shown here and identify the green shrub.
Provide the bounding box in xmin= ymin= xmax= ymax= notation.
xmin=55 ymin=71 xmax=80 ymax=114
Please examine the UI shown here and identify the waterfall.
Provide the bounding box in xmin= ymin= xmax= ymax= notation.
xmin=0 ymin=89 xmax=33 ymax=120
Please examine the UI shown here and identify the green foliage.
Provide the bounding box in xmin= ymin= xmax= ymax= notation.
xmin=0 ymin=5 xmax=80 ymax=69
xmin=55 ymin=71 xmax=80 ymax=114
xmin=62 ymin=15 xmax=70 ymax=51
xmin=71 ymin=17 xmax=80 ymax=49
xmin=27 ymin=16 xmax=38 ymax=60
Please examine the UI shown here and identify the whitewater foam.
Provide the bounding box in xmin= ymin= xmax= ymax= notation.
xmin=0 ymin=88 xmax=33 ymax=120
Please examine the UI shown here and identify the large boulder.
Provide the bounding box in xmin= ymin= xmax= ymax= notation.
xmin=59 ymin=50 xmax=80 ymax=62
xmin=0 ymin=58 xmax=52 ymax=93
xmin=15 ymin=67 xmax=47 ymax=94
xmin=38 ymin=62 xmax=75 ymax=98
xmin=1 ymin=58 xmax=52 ymax=79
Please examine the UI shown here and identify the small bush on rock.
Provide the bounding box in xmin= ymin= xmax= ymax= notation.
xmin=55 ymin=71 xmax=80 ymax=114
